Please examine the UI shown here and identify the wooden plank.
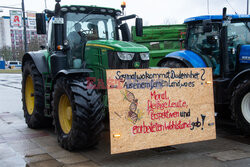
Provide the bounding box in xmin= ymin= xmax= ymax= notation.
xmin=106 ymin=68 xmax=216 ymax=154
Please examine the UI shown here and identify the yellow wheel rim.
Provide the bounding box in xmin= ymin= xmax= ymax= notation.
xmin=58 ymin=94 xmax=72 ymax=134
xmin=25 ymin=75 xmax=35 ymax=115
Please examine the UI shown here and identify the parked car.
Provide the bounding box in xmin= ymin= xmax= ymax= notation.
xmin=6 ymin=61 xmax=22 ymax=69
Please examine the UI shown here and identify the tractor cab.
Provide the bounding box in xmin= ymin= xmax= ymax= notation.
xmin=161 ymin=9 xmax=250 ymax=134
xmin=36 ymin=1 xmax=148 ymax=75
xmin=47 ymin=6 xmax=121 ymax=69
xmin=184 ymin=15 xmax=250 ymax=76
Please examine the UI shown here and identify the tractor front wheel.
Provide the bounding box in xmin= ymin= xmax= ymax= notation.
xmin=22 ymin=60 xmax=48 ymax=128
xmin=53 ymin=77 xmax=104 ymax=150
xmin=231 ymin=80 xmax=250 ymax=135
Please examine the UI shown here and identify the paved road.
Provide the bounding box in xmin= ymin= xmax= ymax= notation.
xmin=0 ymin=73 xmax=250 ymax=167
xmin=0 ymin=74 xmax=22 ymax=90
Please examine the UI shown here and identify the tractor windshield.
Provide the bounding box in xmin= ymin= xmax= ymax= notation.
xmin=66 ymin=13 xmax=116 ymax=41
xmin=187 ymin=23 xmax=220 ymax=74
xmin=65 ymin=13 xmax=116 ymax=68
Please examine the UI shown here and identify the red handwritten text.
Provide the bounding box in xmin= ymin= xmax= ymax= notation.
xmin=132 ymin=120 xmax=191 ymax=134
xmin=148 ymin=99 xmax=187 ymax=112
xmin=151 ymin=110 xmax=179 ymax=120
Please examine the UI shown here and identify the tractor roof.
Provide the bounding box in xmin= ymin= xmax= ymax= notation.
xmin=184 ymin=15 xmax=250 ymax=23
xmin=60 ymin=5 xmax=121 ymax=16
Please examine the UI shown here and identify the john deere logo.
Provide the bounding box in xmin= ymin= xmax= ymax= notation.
xmin=134 ymin=62 xmax=140 ymax=68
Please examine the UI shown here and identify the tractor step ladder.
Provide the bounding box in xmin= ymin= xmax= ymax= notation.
xmin=44 ymin=74 xmax=52 ymax=116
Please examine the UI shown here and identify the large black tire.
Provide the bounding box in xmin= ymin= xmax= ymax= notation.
xmin=231 ymin=80 xmax=250 ymax=135
xmin=53 ymin=77 xmax=104 ymax=150
xmin=22 ymin=60 xmax=48 ymax=128
xmin=161 ymin=60 xmax=187 ymax=68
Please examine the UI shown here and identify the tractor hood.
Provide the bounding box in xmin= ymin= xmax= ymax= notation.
xmin=86 ymin=40 xmax=149 ymax=52
xmin=165 ymin=50 xmax=207 ymax=67
xmin=239 ymin=45 xmax=250 ymax=64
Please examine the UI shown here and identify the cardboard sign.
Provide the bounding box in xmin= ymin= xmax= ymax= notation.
xmin=106 ymin=68 xmax=216 ymax=154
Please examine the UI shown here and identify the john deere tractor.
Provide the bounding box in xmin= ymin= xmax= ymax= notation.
xmin=159 ymin=8 xmax=250 ymax=134
xmin=22 ymin=0 xmax=149 ymax=150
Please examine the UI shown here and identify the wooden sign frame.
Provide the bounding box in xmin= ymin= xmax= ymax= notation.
xmin=106 ymin=68 xmax=216 ymax=154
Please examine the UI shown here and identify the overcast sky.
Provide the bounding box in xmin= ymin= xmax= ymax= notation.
xmin=0 ymin=0 xmax=248 ymax=25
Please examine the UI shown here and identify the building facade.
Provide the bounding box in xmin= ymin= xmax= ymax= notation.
xmin=0 ymin=12 xmax=47 ymax=60
xmin=0 ymin=16 xmax=11 ymax=48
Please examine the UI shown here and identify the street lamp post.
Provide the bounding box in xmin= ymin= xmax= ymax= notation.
xmin=0 ymin=9 xmax=1 ymax=61
xmin=44 ymin=0 xmax=47 ymax=9
xmin=22 ymin=0 xmax=28 ymax=52
xmin=207 ymin=0 xmax=210 ymax=15
xmin=247 ymin=0 xmax=249 ymax=15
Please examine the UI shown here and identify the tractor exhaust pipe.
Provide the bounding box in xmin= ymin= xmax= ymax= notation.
xmin=221 ymin=7 xmax=230 ymax=78
xmin=54 ymin=0 xmax=63 ymax=51
xmin=223 ymin=7 xmax=227 ymax=20
xmin=55 ymin=0 xmax=61 ymax=17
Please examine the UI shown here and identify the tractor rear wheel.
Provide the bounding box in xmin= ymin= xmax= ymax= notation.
xmin=231 ymin=80 xmax=250 ymax=135
xmin=22 ymin=60 xmax=48 ymax=128
xmin=161 ymin=60 xmax=187 ymax=68
xmin=53 ymin=77 xmax=104 ymax=150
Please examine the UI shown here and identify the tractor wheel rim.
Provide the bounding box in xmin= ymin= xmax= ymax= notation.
xmin=25 ymin=75 xmax=34 ymax=115
xmin=58 ymin=94 xmax=72 ymax=134
xmin=242 ymin=92 xmax=250 ymax=123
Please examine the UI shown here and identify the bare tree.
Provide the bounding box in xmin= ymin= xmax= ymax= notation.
xmin=13 ymin=36 xmax=47 ymax=61
xmin=0 ymin=46 xmax=12 ymax=61
xmin=28 ymin=35 xmax=47 ymax=51
xmin=14 ymin=47 xmax=25 ymax=61
xmin=28 ymin=37 xmax=41 ymax=51
xmin=0 ymin=36 xmax=47 ymax=62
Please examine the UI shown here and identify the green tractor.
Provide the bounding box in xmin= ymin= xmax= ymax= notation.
xmin=21 ymin=0 xmax=149 ymax=150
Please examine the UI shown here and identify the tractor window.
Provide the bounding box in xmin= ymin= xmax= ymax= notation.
xmin=97 ymin=21 xmax=106 ymax=39
xmin=228 ymin=22 xmax=250 ymax=45
xmin=187 ymin=24 xmax=220 ymax=75
xmin=107 ymin=19 xmax=115 ymax=39
xmin=227 ymin=21 xmax=250 ymax=71
xmin=65 ymin=13 xmax=116 ymax=68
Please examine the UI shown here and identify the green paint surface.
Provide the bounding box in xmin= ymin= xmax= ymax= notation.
xmin=87 ymin=40 xmax=149 ymax=52
xmin=131 ymin=24 xmax=187 ymax=67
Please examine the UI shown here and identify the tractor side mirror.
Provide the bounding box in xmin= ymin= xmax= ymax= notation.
xmin=120 ymin=23 xmax=131 ymax=41
xmin=203 ymin=19 xmax=212 ymax=33
xmin=135 ymin=18 xmax=143 ymax=37
xmin=36 ymin=13 xmax=46 ymax=34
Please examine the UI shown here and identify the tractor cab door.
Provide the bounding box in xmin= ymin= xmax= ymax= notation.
xmin=227 ymin=21 xmax=250 ymax=73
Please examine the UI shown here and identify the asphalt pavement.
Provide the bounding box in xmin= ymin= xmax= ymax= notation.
xmin=0 ymin=73 xmax=250 ymax=167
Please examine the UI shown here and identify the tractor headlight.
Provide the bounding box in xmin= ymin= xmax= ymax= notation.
xmin=117 ymin=52 xmax=135 ymax=60
xmin=140 ymin=52 xmax=150 ymax=60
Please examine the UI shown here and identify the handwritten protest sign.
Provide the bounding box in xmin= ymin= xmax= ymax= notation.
xmin=106 ymin=68 xmax=216 ymax=154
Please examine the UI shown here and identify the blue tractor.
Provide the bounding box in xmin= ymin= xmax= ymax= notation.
xmin=159 ymin=8 xmax=250 ymax=134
